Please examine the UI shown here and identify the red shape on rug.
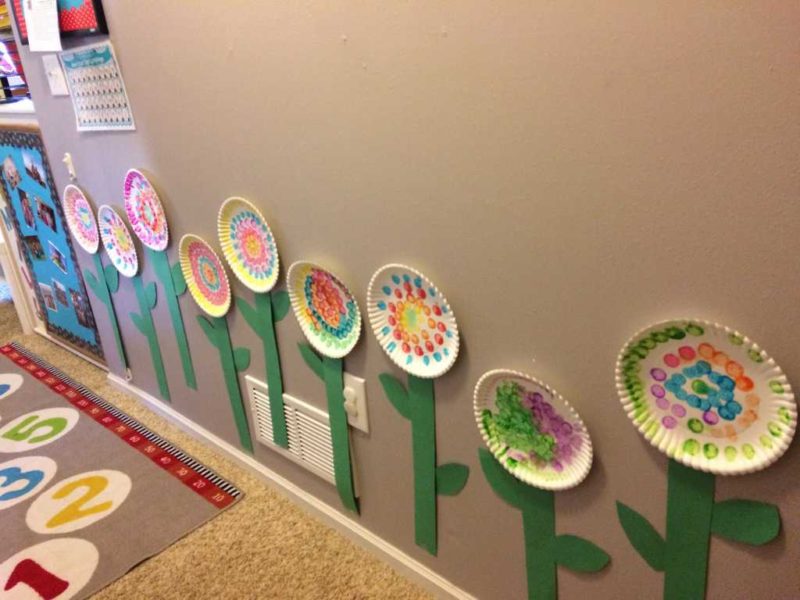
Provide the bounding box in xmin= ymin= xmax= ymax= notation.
xmin=4 ymin=559 xmax=69 ymax=599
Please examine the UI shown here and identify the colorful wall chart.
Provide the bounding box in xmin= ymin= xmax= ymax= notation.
xmin=615 ymin=319 xmax=794 ymax=600
xmin=369 ymin=263 xmax=469 ymax=555
xmin=0 ymin=125 xmax=103 ymax=362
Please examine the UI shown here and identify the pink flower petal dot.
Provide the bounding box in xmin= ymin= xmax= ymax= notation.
xmin=662 ymin=416 xmax=678 ymax=429
xmin=671 ymin=404 xmax=687 ymax=418
xmin=656 ymin=397 xmax=670 ymax=410
xmin=650 ymin=368 xmax=667 ymax=381
xmin=651 ymin=384 xmax=666 ymax=398
xmin=703 ymin=411 xmax=720 ymax=425
xmin=678 ymin=346 xmax=696 ymax=361
xmin=663 ymin=353 xmax=680 ymax=368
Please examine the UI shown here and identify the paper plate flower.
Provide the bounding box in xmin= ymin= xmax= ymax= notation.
xmin=475 ymin=369 xmax=593 ymax=491
xmin=367 ymin=264 xmax=459 ymax=379
xmin=66 ymin=189 xmax=128 ymax=371
xmin=371 ymin=263 xmax=468 ymax=554
xmin=218 ymin=197 xmax=279 ymax=294
xmin=63 ymin=184 xmax=99 ymax=254
xmin=616 ymin=319 xmax=790 ymax=599
xmin=617 ymin=319 xmax=795 ymax=474
xmin=181 ymin=233 xmax=252 ymax=452
xmin=179 ymin=234 xmax=231 ymax=318
xmin=291 ymin=261 xmax=361 ymax=513
xmin=97 ymin=205 xmax=138 ymax=278
xmin=288 ymin=262 xmax=361 ymax=359
xmin=123 ymin=169 xmax=169 ymax=251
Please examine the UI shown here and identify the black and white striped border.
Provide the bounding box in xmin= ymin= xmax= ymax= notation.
xmin=8 ymin=342 xmax=242 ymax=500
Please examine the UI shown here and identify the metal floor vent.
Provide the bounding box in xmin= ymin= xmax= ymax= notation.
xmin=245 ymin=375 xmax=336 ymax=485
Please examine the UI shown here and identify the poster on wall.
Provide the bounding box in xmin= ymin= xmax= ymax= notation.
xmin=11 ymin=0 xmax=108 ymax=45
xmin=59 ymin=41 xmax=135 ymax=132
xmin=0 ymin=124 xmax=104 ymax=362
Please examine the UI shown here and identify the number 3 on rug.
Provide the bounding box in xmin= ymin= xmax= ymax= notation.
xmin=0 ymin=457 xmax=57 ymax=510
xmin=0 ymin=409 xmax=80 ymax=453
xmin=26 ymin=470 xmax=132 ymax=534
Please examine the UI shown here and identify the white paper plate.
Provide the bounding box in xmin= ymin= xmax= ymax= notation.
xmin=474 ymin=369 xmax=593 ymax=490
xmin=367 ymin=264 xmax=459 ymax=379
xmin=217 ymin=197 xmax=279 ymax=293
xmin=97 ymin=205 xmax=138 ymax=278
xmin=616 ymin=319 xmax=796 ymax=475
xmin=62 ymin=184 xmax=99 ymax=254
xmin=287 ymin=261 xmax=361 ymax=359
xmin=179 ymin=234 xmax=231 ymax=318
xmin=123 ymin=168 xmax=169 ymax=251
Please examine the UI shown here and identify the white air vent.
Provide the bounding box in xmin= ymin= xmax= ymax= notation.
xmin=245 ymin=375 xmax=336 ymax=485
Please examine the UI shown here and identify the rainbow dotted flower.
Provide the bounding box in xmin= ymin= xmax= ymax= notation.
xmin=474 ymin=369 xmax=593 ymax=490
xmin=63 ymin=184 xmax=99 ymax=254
xmin=367 ymin=264 xmax=459 ymax=379
xmin=218 ymin=197 xmax=279 ymax=293
xmin=97 ymin=205 xmax=138 ymax=278
xmin=287 ymin=262 xmax=360 ymax=358
xmin=179 ymin=234 xmax=231 ymax=318
xmin=124 ymin=169 xmax=169 ymax=251
xmin=616 ymin=319 xmax=796 ymax=475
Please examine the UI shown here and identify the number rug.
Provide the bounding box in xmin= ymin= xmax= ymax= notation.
xmin=0 ymin=342 xmax=242 ymax=599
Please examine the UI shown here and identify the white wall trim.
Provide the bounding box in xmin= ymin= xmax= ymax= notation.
xmin=107 ymin=373 xmax=476 ymax=600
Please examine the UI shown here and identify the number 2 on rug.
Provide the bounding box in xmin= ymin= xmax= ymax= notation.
xmin=26 ymin=470 xmax=132 ymax=534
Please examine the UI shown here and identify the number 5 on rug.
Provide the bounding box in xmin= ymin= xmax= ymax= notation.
xmin=26 ymin=470 xmax=132 ymax=534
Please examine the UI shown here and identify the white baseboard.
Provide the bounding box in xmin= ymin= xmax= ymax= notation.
xmin=107 ymin=373 xmax=475 ymax=600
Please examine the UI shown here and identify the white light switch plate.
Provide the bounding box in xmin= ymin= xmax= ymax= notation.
xmin=343 ymin=372 xmax=369 ymax=434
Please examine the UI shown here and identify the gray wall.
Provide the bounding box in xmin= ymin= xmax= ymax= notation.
xmin=13 ymin=2 xmax=800 ymax=598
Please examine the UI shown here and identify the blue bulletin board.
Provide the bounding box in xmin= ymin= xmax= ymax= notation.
xmin=0 ymin=125 xmax=103 ymax=362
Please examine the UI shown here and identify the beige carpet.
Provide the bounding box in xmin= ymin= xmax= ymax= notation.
xmin=0 ymin=302 xmax=430 ymax=600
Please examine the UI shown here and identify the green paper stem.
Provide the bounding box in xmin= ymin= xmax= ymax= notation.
xmin=85 ymin=253 xmax=128 ymax=371
xmin=298 ymin=343 xmax=358 ymax=513
xmin=130 ymin=275 xmax=170 ymax=402
xmin=197 ymin=315 xmax=253 ymax=453
xmin=479 ymin=448 xmax=608 ymax=600
xmin=149 ymin=249 xmax=196 ymax=390
xmin=618 ymin=458 xmax=781 ymax=600
xmin=378 ymin=372 xmax=471 ymax=556
xmin=237 ymin=292 xmax=289 ymax=448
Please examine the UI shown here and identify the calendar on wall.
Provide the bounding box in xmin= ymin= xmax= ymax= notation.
xmin=59 ymin=41 xmax=135 ymax=132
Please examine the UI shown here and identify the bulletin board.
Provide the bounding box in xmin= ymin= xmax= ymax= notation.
xmin=0 ymin=124 xmax=104 ymax=362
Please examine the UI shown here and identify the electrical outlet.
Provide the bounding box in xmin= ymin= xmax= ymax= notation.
xmin=343 ymin=372 xmax=369 ymax=434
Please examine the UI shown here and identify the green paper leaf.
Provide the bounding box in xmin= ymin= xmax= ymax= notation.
xmin=271 ymin=290 xmax=290 ymax=321
xmin=145 ymin=281 xmax=158 ymax=309
xmin=554 ymin=534 xmax=610 ymax=573
xmin=104 ymin=264 xmax=119 ymax=292
xmin=379 ymin=373 xmax=411 ymax=420
xmin=298 ymin=342 xmax=324 ymax=380
xmin=197 ymin=315 xmax=216 ymax=340
xmin=478 ymin=448 xmax=524 ymax=509
xmin=236 ymin=296 xmax=259 ymax=331
xmin=616 ymin=501 xmax=666 ymax=572
xmin=233 ymin=347 xmax=251 ymax=371
xmin=711 ymin=499 xmax=780 ymax=545
xmin=84 ymin=269 xmax=99 ymax=293
xmin=436 ymin=462 xmax=470 ymax=496
xmin=130 ymin=312 xmax=145 ymax=334
xmin=171 ymin=261 xmax=187 ymax=295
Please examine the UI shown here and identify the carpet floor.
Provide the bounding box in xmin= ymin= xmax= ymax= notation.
xmin=0 ymin=302 xmax=430 ymax=600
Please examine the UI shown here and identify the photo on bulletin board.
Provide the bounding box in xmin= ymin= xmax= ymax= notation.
xmin=0 ymin=124 xmax=104 ymax=363
xmin=11 ymin=0 xmax=108 ymax=45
